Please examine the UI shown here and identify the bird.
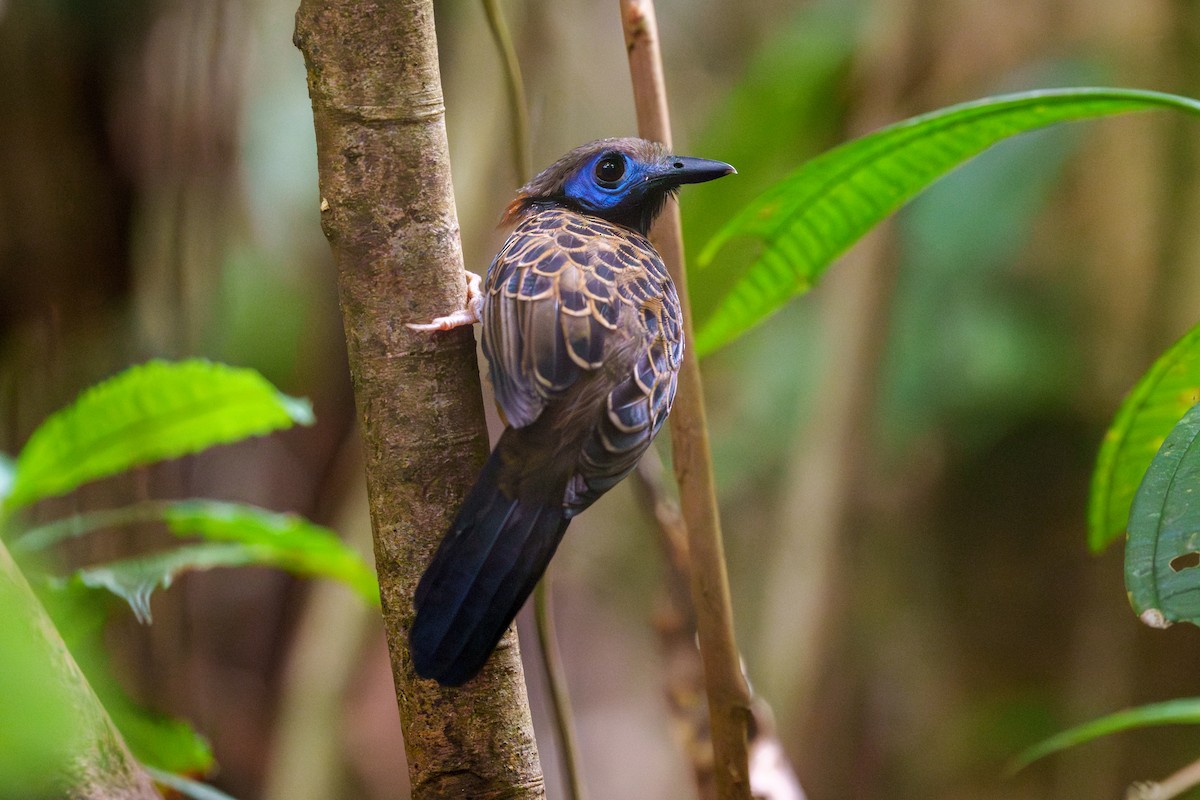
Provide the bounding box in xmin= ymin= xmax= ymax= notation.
xmin=406 ymin=137 xmax=734 ymax=686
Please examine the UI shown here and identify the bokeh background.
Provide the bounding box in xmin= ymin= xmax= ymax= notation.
xmin=5 ymin=0 xmax=1200 ymax=797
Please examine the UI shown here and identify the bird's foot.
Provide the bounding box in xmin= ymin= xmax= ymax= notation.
xmin=406 ymin=271 xmax=484 ymax=331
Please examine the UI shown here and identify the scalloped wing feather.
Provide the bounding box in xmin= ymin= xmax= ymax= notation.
xmin=482 ymin=208 xmax=683 ymax=512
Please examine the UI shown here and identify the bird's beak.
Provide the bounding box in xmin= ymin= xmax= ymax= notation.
xmin=653 ymin=155 xmax=737 ymax=187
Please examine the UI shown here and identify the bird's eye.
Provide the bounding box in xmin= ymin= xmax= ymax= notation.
xmin=594 ymin=155 xmax=626 ymax=186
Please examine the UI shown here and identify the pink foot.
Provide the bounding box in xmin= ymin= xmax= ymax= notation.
xmin=407 ymin=271 xmax=484 ymax=331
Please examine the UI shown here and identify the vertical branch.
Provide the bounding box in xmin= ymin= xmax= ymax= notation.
xmin=482 ymin=0 xmax=532 ymax=183
xmin=478 ymin=6 xmax=585 ymax=794
xmin=633 ymin=451 xmax=717 ymax=800
xmin=0 ymin=541 xmax=159 ymax=799
xmin=619 ymin=2 xmax=753 ymax=798
xmin=532 ymin=578 xmax=587 ymax=800
xmin=636 ymin=450 xmax=807 ymax=800
xmin=292 ymin=2 xmax=544 ymax=797
xmin=1128 ymin=755 xmax=1200 ymax=800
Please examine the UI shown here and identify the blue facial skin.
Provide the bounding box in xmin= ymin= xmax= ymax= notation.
xmin=561 ymin=152 xmax=644 ymax=215
xmin=558 ymin=150 xmax=735 ymax=235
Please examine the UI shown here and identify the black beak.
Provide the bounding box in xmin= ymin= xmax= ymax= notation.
xmin=653 ymin=155 xmax=737 ymax=187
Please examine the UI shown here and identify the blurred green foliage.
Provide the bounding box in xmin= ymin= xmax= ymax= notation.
xmin=10 ymin=0 xmax=1200 ymax=796
xmin=693 ymin=87 xmax=1200 ymax=355
xmin=0 ymin=564 xmax=78 ymax=800
xmin=1090 ymin=322 xmax=1200 ymax=552
xmin=0 ymin=360 xmax=375 ymax=789
xmin=39 ymin=582 xmax=215 ymax=776
xmin=4 ymin=360 xmax=313 ymax=511
xmin=880 ymin=118 xmax=1082 ymax=454
xmin=684 ymin=0 xmax=859 ymax=327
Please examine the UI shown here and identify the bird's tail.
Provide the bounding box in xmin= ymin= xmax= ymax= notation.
xmin=410 ymin=442 xmax=569 ymax=686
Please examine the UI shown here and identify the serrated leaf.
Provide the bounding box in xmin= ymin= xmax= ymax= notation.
xmin=1009 ymin=697 xmax=1200 ymax=773
xmin=1089 ymin=323 xmax=1200 ymax=552
xmin=76 ymin=544 xmax=260 ymax=623
xmin=65 ymin=500 xmax=378 ymax=620
xmin=695 ymin=88 xmax=1200 ymax=355
xmin=5 ymin=360 xmax=314 ymax=511
xmin=1125 ymin=401 xmax=1200 ymax=627
xmin=160 ymin=500 xmax=378 ymax=603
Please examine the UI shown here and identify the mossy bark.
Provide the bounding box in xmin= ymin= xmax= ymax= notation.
xmin=0 ymin=542 xmax=158 ymax=800
xmin=293 ymin=1 xmax=544 ymax=796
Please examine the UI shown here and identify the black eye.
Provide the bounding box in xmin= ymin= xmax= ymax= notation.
xmin=594 ymin=155 xmax=626 ymax=186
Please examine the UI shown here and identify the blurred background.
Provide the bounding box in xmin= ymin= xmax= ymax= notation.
xmin=5 ymin=0 xmax=1200 ymax=797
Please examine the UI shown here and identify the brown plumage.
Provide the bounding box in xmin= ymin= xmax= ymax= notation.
xmin=410 ymin=138 xmax=734 ymax=686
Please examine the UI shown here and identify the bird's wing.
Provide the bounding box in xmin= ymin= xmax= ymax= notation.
xmin=482 ymin=208 xmax=670 ymax=431
xmin=566 ymin=230 xmax=683 ymax=513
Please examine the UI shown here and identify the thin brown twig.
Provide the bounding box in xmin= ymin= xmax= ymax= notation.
xmin=635 ymin=450 xmax=807 ymax=800
xmin=533 ymin=579 xmax=587 ymax=800
xmin=633 ymin=449 xmax=716 ymax=800
xmin=619 ymin=2 xmax=753 ymax=797
xmin=477 ymin=5 xmax=585 ymax=795
xmin=481 ymin=0 xmax=532 ymax=183
xmin=1127 ymin=755 xmax=1200 ymax=800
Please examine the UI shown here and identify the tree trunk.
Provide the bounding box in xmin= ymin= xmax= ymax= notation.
xmin=0 ymin=541 xmax=159 ymax=800
xmin=293 ymin=1 xmax=544 ymax=796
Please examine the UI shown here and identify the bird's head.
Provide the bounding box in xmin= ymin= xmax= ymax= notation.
xmin=502 ymin=138 xmax=735 ymax=235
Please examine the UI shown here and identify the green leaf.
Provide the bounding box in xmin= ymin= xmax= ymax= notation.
xmin=695 ymin=88 xmax=1200 ymax=356
xmin=15 ymin=506 xmax=166 ymax=552
xmin=114 ymin=707 xmax=214 ymax=776
xmin=75 ymin=543 xmax=261 ymax=623
xmin=60 ymin=500 xmax=378 ymax=620
xmin=1009 ymin=697 xmax=1200 ymax=773
xmin=1125 ymin=400 xmax=1200 ymax=627
xmin=5 ymin=360 xmax=314 ymax=511
xmin=1089 ymin=323 xmax=1200 ymax=552
xmin=684 ymin=0 xmax=858 ymax=325
xmin=159 ymin=500 xmax=378 ymax=603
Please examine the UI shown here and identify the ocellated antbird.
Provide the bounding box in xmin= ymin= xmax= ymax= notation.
xmin=407 ymin=138 xmax=734 ymax=686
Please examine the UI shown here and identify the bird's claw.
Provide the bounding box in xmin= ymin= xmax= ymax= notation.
xmin=407 ymin=271 xmax=484 ymax=331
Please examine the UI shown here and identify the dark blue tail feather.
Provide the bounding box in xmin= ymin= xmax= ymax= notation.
xmin=410 ymin=448 xmax=569 ymax=686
